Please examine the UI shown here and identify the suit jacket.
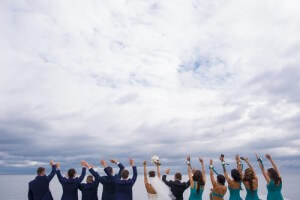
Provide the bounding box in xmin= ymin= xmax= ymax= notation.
xmin=104 ymin=166 xmax=137 ymax=200
xmin=28 ymin=165 xmax=56 ymax=200
xmin=89 ymin=163 xmax=124 ymax=200
xmin=162 ymin=175 xmax=190 ymax=200
xmin=57 ymin=167 xmax=86 ymax=200
xmin=79 ymin=181 xmax=99 ymax=200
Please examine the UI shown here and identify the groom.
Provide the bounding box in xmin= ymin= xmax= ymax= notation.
xmin=102 ymin=158 xmax=137 ymax=200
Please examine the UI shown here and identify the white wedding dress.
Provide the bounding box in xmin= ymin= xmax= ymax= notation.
xmin=148 ymin=177 xmax=172 ymax=200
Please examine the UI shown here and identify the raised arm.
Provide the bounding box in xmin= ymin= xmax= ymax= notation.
xmin=220 ymin=156 xmax=232 ymax=184
xmin=199 ymin=157 xmax=206 ymax=184
xmin=143 ymin=160 xmax=149 ymax=187
xmin=77 ymin=160 xmax=87 ymax=183
xmin=47 ymin=160 xmax=56 ymax=181
xmin=266 ymin=154 xmax=281 ymax=178
xmin=156 ymin=163 xmax=161 ymax=179
xmin=130 ymin=159 xmax=137 ymax=184
xmin=55 ymin=162 xmax=64 ymax=184
xmin=187 ymin=155 xmax=194 ymax=188
xmin=209 ymin=159 xmax=217 ymax=188
xmin=162 ymin=169 xmax=172 ymax=187
xmin=102 ymin=160 xmax=116 ymax=183
xmin=256 ymin=153 xmax=270 ymax=184
xmin=235 ymin=154 xmax=243 ymax=178
xmin=242 ymin=157 xmax=257 ymax=179
xmin=110 ymin=159 xmax=124 ymax=176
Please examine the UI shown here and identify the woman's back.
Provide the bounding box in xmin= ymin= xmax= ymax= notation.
xmin=243 ymin=180 xmax=259 ymax=200
xmin=228 ymin=181 xmax=242 ymax=200
xmin=189 ymin=181 xmax=204 ymax=200
xmin=267 ymin=180 xmax=283 ymax=200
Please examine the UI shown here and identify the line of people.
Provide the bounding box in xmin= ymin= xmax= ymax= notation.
xmin=28 ymin=154 xmax=284 ymax=200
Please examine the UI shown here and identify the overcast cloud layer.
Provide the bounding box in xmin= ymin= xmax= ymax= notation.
xmin=0 ymin=0 xmax=300 ymax=173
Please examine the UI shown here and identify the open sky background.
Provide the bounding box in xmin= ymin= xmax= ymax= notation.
xmin=0 ymin=0 xmax=300 ymax=174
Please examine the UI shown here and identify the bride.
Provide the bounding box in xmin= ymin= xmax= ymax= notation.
xmin=143 ymin=158 xmax=172 ymax=200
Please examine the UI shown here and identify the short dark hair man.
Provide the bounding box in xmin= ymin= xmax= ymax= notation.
xmin=28 ymin=160 xmax=57 ymax=200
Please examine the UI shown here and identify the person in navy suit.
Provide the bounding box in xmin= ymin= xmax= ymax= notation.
xmin=28 ymin=160 xmax=57 ymax=200
xmin=79 ymin=175 xmax=99 ymax=200
xmin=88 ymin=159 xmax=124 ymax=200
xmin=56 ymin=160 xmax=88 ymax=200
xmin=102 ymin=158 xmax=137 ymax=200
xmin=162 ymin=169 xmax=190 ymax=200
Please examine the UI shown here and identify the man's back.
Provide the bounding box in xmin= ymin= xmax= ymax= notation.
xmin=162 ymin=175 xmax=190 ymax=200
xmin=28 ymin=165 xmax=56 ymax=200
xmin=79 ymin=181 xmax=99 ymax=200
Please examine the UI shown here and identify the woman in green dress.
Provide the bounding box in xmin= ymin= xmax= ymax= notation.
xmin=209 ymin=159 xmax=227 ymax=200
xmin=256 ymin=153 xmax=284 ymax=200
xmin=187 ymin=156 xmax=206 ymax=200
xmin=220 ymin=154 xmax=242 ymax=200
xmin=241 ymin=157 xmax=260 ymax=200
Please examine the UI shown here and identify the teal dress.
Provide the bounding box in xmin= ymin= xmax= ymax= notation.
xmin=189 ymin=181 xmax=204 ymax=200
xmin=267 ymin=180 xmax=283 ymax=200
xmin=245 ymin=188 xmax=259 ymax=200
xmin=228 ymin=182 xmax=242 ymax=200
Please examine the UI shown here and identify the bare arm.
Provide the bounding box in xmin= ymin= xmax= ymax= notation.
xmin=156 ymin=164 xmax=161 ymax=179
xmin=266 ymin=154 xmax=281 ymax=178
xmin=188 ymin=163 xmax=194 ymax=188
xmin=243 ymin=157 xmax=257 ymax=179
xmin=235 ymin=155 xmax=243 ymax=178
xmin=143 ymin=161 xmax=149 ymax=187
xmin=209 ymin=159 xmax=217 ymax=188
xmin=256 ymin=154 xmax=270 ymax=184
xmin=220 ymin=156 xmax=232 ymax=184
xmin=199 ymin=158 xmax=206 ymax=184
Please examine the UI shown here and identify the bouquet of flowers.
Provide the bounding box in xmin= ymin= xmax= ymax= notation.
xmin=151 ymin=155 xmax=161 ymax=166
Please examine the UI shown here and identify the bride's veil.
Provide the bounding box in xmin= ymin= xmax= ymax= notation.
xmin=148 ymin=177 xmax=173 ymax=200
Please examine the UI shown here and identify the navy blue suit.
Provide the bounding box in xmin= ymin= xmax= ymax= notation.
xmin=79 ymin=181 xmax=99 ymax=200
xmin=28 ymin=165 xmax=56 ymax=200
xmin=104 ymin=166 xmax=137 ymax=200
xmin=162 ymin=175 xmax=190 ymax=200
xmin=89 ymin=163 xmax=124 ymax=200
xmin=57 ymin=167 xmax=86 ymax=200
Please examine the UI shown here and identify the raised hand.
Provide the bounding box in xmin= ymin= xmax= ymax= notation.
xmin=143 ymin=160 xmax=147 ymax=166
xmin=56 ymin=162 xmax=61 ymax=169
xmin=165 ymin=168 xmax=170 ymax=174
xmin=210 ymin=159 xmax=213 ymax=165
xmin=89 ymin=164 xmax=94 ymax=169
xmin=50 ymin=160 xmax=54 ymax=166
xmin=129 ymin=158 xmax=134 ymax=166
xmin=80 ymin=160 xmax=87 ymax=167
xmin=110 ymin=159 xmax=118 ymax=164
xmin=199 ymin=157 xmax=204 ymax=163
xmin=255 ymin=153 xmax=259 ymax=160
xmin=235 ymin=154 xmax=240 ymax=161
xmin=265 ymin=154 xmax=271 ymax=160
xmin=100 ymin=160 xmax=107 ymax=167
xmin=220 ymin=155 xmax=225 ymax=162
xmin=186 ymin=155 xmax=191 ymax=161
xmin=240 ymin=157 xmax=247 ymax=161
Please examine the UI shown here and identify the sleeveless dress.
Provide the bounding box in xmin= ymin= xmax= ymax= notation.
xmin=228 ymin=182 xmax=242 ymax=200
xmin=267 ymin=180 xmax=283 ymax=200
xmin=245 ymin=188 xmax=259 ymax=200
xmin=189 ymin=181 xmax=204 ymax=200
xmin=147 ymin=193 xmax=158 ymax=200
xmin=210 ymin=191 xmax=224 ymax=200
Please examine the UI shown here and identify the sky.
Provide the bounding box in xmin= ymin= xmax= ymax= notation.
xmin=0 ymin=0 xmax=300 ymax=174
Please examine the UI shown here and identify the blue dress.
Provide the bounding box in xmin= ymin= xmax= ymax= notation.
xmin=189 ymin=181 xmax=204 ymax=200
xmin=267 ymin=180 xmax=283 ymax=200
xmin=228 ymin=182 xmax=242 ymax=200
xmin=245 ymin=188 xmax=259 ymax=200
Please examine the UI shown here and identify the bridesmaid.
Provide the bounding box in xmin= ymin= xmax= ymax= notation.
xmin=256 ymin=153 xmax=284 ymax=200
xmin=220 ymin=155 xmax=242 ymax=200
xmin=241 ymin=157 xmax=260 ymax=200
xmin=187 ymin=156 xmax=206 ymax=200
xmin=209 ymin=159 xmax=227 ymax=200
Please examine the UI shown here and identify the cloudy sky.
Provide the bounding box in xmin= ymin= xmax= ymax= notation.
xmin=0 ymin=0 xmax=299 ymax=174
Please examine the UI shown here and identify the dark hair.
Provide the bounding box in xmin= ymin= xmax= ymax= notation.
xmin=231 ymin=169 xmax=242 ymax=182
xmin=148 ymin=170 xmax=155 ymax=177
xmin=175 ymin=172 xmax=182 ymax=181
xmin=68 ymin=168 xmax=76 ymax=178
xmin=193 ymin=170 xmax=205 ymax=194
xmin=243 ymin=168 xmax=255 ymax=190
xmin=106 ymin=166 xmax=113 ymax=174
xmin=267 ymin=168 xmax=281 ymax=185
xmin=87 ymin=175 xmax=93 ymax=183
xmin=217 ymin=174 xmax=226 ymax=185
xmin=37 ymin=167 xmax=45 ymax=175
xmin=121 ymin=170 xmax=129 ymax=179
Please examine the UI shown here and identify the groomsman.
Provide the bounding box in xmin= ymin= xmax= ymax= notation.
xmin=103 ymin=159 xmax=137 ymax=200
xmin=56 ymin=160 xmax=88 ymax=200
xmin=162 ymin=169 xmax=190 ymax=200
xmin=79 ymin=175 xmax=99 ymax=200
xmin=88 ymin=159 xmax=124 ymax=200
xmin=28 ymin=160 xmax=57 ymax=200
